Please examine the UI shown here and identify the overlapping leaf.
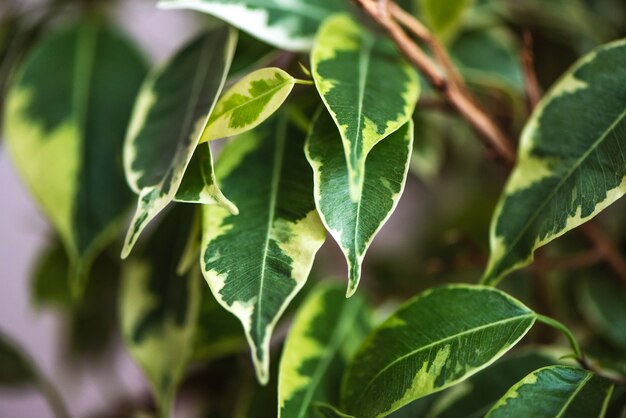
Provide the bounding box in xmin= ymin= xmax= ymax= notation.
xmin=485 ymin=366 xmax=614 ymax=417
xmin=483 ymin=39 xmax=626 ymax=285
xmin=278 ymin=283 xmax=370 ymax=418
xmin=4 ymin=20 xmax=147 ymax=293
xmin=121 ymin=205 xmax=201 ymax=416
xmin=342 ymin=285 xmax=536 ymax=418
xmin=306 ymin=110 xmax=413 ymax=295
xmin=122 ymin=26 xmax=237 ymax=258
xmin=199 ymin=67 xmax=297 ymax=143
xmin=201 ymin=115 xmax=326 ymax=384
xmin=157 ymin=0 xmax=349 ymax=51
xmin=579 ymin=277 xmax=626 ymax=349
xmin=311 ymin=14 xmax=419 ymax=200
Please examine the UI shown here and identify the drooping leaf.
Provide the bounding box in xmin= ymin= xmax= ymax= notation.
xmin=121 ymin=205 xmax=201 ymax=416
xmin=483 ymin=39 xmax=626 ymax=285
xmin=341 ymin=285 xmax=536 ymax=418
xmin=430 ymin=351 xmax=555 ymax=418
xmin=157 ymin=0 xmax=349 ymax=51
xmin=201 ymin=114 xmax=326 ymax=384
xmin=199 ymin=67 xmax=297 ymax=143
xmin=278 ymin=282 xmax=370 ymax=418
xmin=421 ymin=0 xmax=475 ymax=40
xmin=311 ymin=13 xmax=419 ymax=200
xmin=122 ymin=26 xmax=237 ymax=258
xmin=4 ymin=19 xmax=147 ymax=293
xmin=485 ymin=366 xmax=614 ymax=417
xmin=31 ymin=241 xmax=72 ymax=311
xmin=579 ymin=276 xmax=626 ymax=349
xmin=0 ymin=331 xmax=37 ymax=387
xmin=305 ymin=110 xmax=413 ymax=296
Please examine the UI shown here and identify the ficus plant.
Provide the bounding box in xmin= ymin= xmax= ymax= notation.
xmin=2 ymin=0 xmax=626 ymax=417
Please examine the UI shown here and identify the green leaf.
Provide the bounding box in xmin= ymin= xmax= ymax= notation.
xmin=157 ymin=0 xmax=349 ymax=51
xmin=341 ymin=285 xmax=536 ymax=418
xmin=3 ymin=20 xmax=147 ymax=293
xmin=421 ymin=0 xmax=474 ymax=40
xmin=121 ymin=205 xmax=201 ymax=416
xmin=305 ymin=109 xmax=413 ymax=296
xmin=579 ymin=276 xmax=626 ymax=349
xmin=31 ymin=241 xmax=72 ymax=311
xmin=483 ymin=39 xmax=626 ymax=285
xmin=199 ymin=67 xmax=297 ymax=143
xmin=311 ymin=13 xmax=419 ymax=201
xmin=201 ymin=114 xmax=326 ymax=384
xmin=315 ymin=403 xmax=355 ymax=418
xmin=430 ymin=351 xmax=555 ymax=418
xmin=485 ymin=366 xmax=614 ymax=417
xmin=122 ymin=26 xmax=237 ymax=258
xmin=278 ymin=283 xmax=369 ymax=418
xmin=0 ymin=331 xmax=37 ymax=387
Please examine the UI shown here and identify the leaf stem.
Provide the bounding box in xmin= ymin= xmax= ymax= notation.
xmin=294 ymin=78 xmax=314 ymax=86
xmin=37 ymin=374 xmax=71 ymax=418
xmin=536 ymin=314 xmax=582 ymax=358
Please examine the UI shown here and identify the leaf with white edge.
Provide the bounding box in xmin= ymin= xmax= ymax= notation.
xmin=122 ymin=26 xmax=237 ymax=258
xmin=199 ymin=67 xmax=296 ymax=143
xmin=201 ymin=114 xmax=326 ymax=384
xmin=121 ymin=205 xmax=201 ymax=416
xmin=430 ymin=351 xmax=555 ymax=418
xmin=157 ymin=0 xmax=349 ymax=51
xmin=278 ymin=283 xmax=369 ymax=418
xmin=421 ymin=0 xmax=475 ymax=40
xmin=311 ymin=13 xmax=419 ymax=200
xmin=483 ymin=39 xmax=626 ymax=285
xmin=579 ymin=276 xmax=626 ymax=349
xmin=4 ymin=20 xmax=147 ymax=293
xmin=342 ymin=285 xmax=536 ymax=418
xmin=485 ymin=366 xmax=614 ymax=417
xmin=305 ymin=109 xmax=413 ymax=296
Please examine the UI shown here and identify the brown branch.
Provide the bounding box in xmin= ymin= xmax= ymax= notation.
xmin=521 ymin=29 xmax=542 ymax=109
xmin=581 ymin=222 xmax=626 ymax=283
xmin=355 ymin=0 xmax=517 ymax=164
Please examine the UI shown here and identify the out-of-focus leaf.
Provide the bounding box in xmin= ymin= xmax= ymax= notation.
xmin=579 ymin=277 xmax=626 ymax=349
xmin=410 ymin=111 xmax=445 ymax=183
xmin=421 ymin=0 xmax=474 ymax=40
xmin=311 ymin=13 xmax=419 ymax=201
xmin=121 ymin=205 xmax=201 ymax=416
xmin=31 ymin=241 xmax=72 ymax=311
xmin=4 ymin=19 xmax=147 ymax=293
xmin=485 ymin=366 xmax=614 ymax=417
xmin=305 ymin=110 xmax=413 ymax=296
xmin=342 ymin=285 xmax=536 ymax=418
xmin=157 ymin=0 xmax=350 ymax=51
xmin=201 ymin=114 xmax=326 ymax=384
xmin=278 ymin=283 xmax=370 ymax=418
xmin=0 ymin=331 xmax=37 ymax=387
xmin=483 ymin=39 xmax=626 ymax=285
xmin=314 ymin=403 xmax=355 ymax=418
xmin=122 ymin=26 xmax=237 ymax=258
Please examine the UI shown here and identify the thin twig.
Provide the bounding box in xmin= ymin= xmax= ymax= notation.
xmin=521 ymin=29 xmax=541 ymax=109
xmin=355 ymin=0 xmax=626 ymax=285
xmin=355 ymin=0 xmax=517 ymax=163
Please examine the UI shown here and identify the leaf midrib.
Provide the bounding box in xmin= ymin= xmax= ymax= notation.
xmin=351 ymin=313 xmax=535 ymax=409
xmin=292 ymin=299 xmax=361 ymax=418
xmin=494 ymin=107 xmax=626 ymax=274
xmin=351 ymin=35 xmax=374 ymax=173
xmin=555 ymin=372 xmax=592 ymax=418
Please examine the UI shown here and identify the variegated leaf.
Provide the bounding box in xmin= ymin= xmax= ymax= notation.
xmin=305 ymin=109 xmax=413 ymax=296
xmin=483 ymin=39 xmax=626 ymax=285
xmin=3 ymin=20 xmax=147 ymax=293
xmin=278 ymin=283 xmax=370 ymax=418
xmin=199 ymin=67 xmax=296 ymax=143
xmin=201 ymin=115 xmax=326 ymax=384
xmin=121 ymin=205 xmax=201 ymax=416
xmin=485 ymin=366 xmax=614 ymax=417
xmin=342 ymin=285 xmax=536 ymax=418
xmin=122 ymin=26 xmax=237 ymax=258
xmin=311 ymin=14 xmax=419 ymax=200
xmin=157 ymin=0 xmax=349 ymax=51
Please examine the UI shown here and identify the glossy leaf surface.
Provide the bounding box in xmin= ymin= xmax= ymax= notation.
xmin=201 ymin=115 xmax=326 ymax=384
xmin=342 ymin=285 xmax=536 ymax=418
xmin=311 ymin=14 xmax=419 ymax=200
xmin=306 ymin=110 xmax=413 ymax=295
xmin=484 ymin=39 xmax=626 ymax=285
